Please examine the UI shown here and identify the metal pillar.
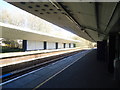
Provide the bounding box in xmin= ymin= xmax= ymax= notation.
xmin=44 ymin=41 xmax=47 ymax=50
xmin=97 ymin=40 xmax=107 ymax=62
xmin=69 ymin=43 xmax=71 ymax=48
xmin=64 ymin=43 xmax=66 ymax=48
xmin=56 ymin=42 xmax=58 ymax=49
xmin=108 ymin=34 xmax=116 ymax=73
xmin=114 ymin=34 xmax=120 ymax=80
xmin=116 ymin=34 xmax=120 ymax=61
xmin=22 ymin=40 xmax=27 ymax=51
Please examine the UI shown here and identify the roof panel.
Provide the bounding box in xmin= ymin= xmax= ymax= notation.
xmin=6 ymin=2 xmax=119 ymax=42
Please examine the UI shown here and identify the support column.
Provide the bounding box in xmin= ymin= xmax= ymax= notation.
xmin=116 ymin=34 xmax=120 ymax=61
xmin=97 ymin=40 xmax=107 ymax=61
xmin=69 ymin=43 xmax=71 ymax=48
xmin=118 ymin=34 xmax=120 ymax=60
xmin=73 ymin=43 xmax=76 ymax=48
xmin=44 ymin=41 xmax=47 ymax=50
xmin=23 ymin=40 xmax=27 ymax=51
xmin=56 ymin=42 xmax=58 ymax=49
xmin=108 ymin=34 xmax=116 ymax=73
xmin=64 ymin=43 xmax=66 ymax=48
xmin=114 ymin=34 xmax=120 ymax=80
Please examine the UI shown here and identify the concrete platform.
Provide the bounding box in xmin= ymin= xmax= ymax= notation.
xmin=2 ymin=49 xmax=119 ymax=88
xmin=0 ymin=48 xmax=82 ymax=59
xmin=39 ymin=49 xmax=119 ymax=88
xmin=0 ymin=48 xmax=82 ymax=67
xmin=1 ymin=49 xmax=90 ymax=88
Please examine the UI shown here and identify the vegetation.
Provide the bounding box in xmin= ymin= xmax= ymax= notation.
xmin=0 ymin=38 xmax=22 ymax=53
xmin=0 ymin=46 xmax=23 ymax=53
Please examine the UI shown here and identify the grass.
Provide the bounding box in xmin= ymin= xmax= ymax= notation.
xmin=0 ymin=46 xmax=23 ymax=53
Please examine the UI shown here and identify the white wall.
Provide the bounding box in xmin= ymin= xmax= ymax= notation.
xmin=71 ymin=43 xmax=74 ymax=48
xmin=36 ymin=41 xmax=44 ymax=50
xmin=66 ymin=43 xmax=69 ymax=48
xmin=58 ymin=43 xmax=64 ymax=49
xmin=27 ymin=40 xmax=43 ymax=50
xmin=27 ymin=40 xmax=35 ymax=50
xmin=47 ymin=42 xmax=56 ymax=49
xmin=26 ymin=40 xmax=74 ymax=51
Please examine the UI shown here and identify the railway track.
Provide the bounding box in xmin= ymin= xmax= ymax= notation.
xmin=1 ymin=50 xmax=82 ymax=83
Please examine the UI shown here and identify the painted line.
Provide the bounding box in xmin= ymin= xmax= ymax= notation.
xmin=33 ymin=50 xmax=92 ymax=90
xmin=0 ymin=73 xmax=12 ymax=79
xmin=0 ymin=66 xmax=45 ymax=86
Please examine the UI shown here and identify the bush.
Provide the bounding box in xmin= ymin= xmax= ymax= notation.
xmin=0 ymin=46 xmax=23 ymax=53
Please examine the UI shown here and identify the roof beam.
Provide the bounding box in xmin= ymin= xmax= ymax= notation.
xmin=84 ymin=31 xmax=96 ymax=42
xmin=94 ymin=2 xmax=102 ymax=38
xmin=81 ymin=25 xmax=106 ymax=35
xmin=95 ymin=2 xmax=99 ymax=29
xmin=104 ymin=2 xmax=118 ymax=32
xmin=51 ymin=1 xmax=96 ymax=42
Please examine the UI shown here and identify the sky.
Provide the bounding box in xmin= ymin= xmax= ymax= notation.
xmin=0 ymin=0 xmax=16 ymax=10
xmin=0 ymin=0 xmax=80 ymax=39
xmin=0 ymin=0 xmax=32 ymax=15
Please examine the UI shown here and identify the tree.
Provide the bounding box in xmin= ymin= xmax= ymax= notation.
xmin=2 ymin=39 xmax=19 ymax=48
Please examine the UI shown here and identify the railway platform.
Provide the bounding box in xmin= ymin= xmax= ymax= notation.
xmin=0 ymin=48 xmax=83 ymax=67
xmin=1 ymin=49 xmax=119 ymax=88
xmin=0 ymin=48 xmax=84 ymax=82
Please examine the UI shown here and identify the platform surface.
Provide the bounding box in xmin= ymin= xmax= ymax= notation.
xmin=1 ymin=49 xmax=90 ymax=88
xmin=0 ymin=48 xmax=82 ymax=67
xmin=40 ymin=49 xmax=119 ymax=88
xmin=2 ymin=49 xmax=119 ymax=88
xmin=0 ymin=48 xmax=83 ymax=59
